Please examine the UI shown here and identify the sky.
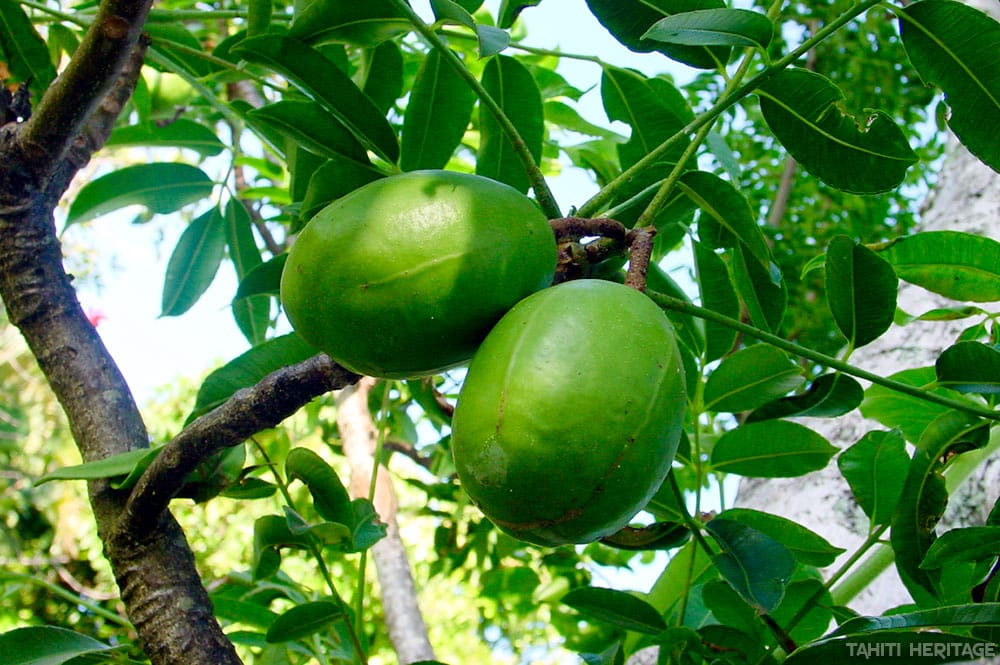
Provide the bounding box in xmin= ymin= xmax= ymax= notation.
xmin=72 ymin=0 xmax=690 ymax=406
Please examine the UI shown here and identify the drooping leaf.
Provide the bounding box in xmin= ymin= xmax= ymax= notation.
xmin=703 ymin=345 xmax=804 ymax=413
xmin=746 ymin=373 xmax=864 ymax=422
xmin=0 ymin=625 xmax=113 ymax=665
xmin=705 ymin=517 xmax=795 ymax=612
xmin=876 ymin=230 xmax=1000 ymax=302
xmin=476 ymin=54 xmax=544 ymax=193
xmin=643 ymin=8 xmax=773 ymax=49
xmin=288 ymin=0 xmax=410 ymax=46
xmin=562 ymin=587 xmax=667 ymax=635
xmin=188 ymin=333 xmax=320 ymax=422
xmin=679 ymin=171 xmax=770 ymax=268
xmin=400 ymin=48 xmax=476 ymax=172
xmin=599 ymin=521 xmax=690 ymax=551
xmin=35 ymin=447 xmax=157 ymax=487
xmin=361 ymin=40 xmax=404 ymax=115
xmin=252 ymin=514 xmax=314 ymax=579
xmin=899 ymin=0 xmax=1000 ymax=172
xmin=922 ymin=527 xmax=1000 ymax=569
xmin=285 ymin=448 xmax=353 ymax=526
xmin=825 ymin=235 xmax=898 ymax=349
xmin=837 ymin=429 xmax=909 ymax=526
xmin=716 ymin=508 xmax=846 ymax=567
xmin=224 ymin=200 xmax=270 ymax=346
xmin=266 ymin=601 xmax=344 ymax=643
xmin=431 ymin=0 xmax=510 ymax=57
xmin=758 ymin=68 xmax=918 ymax=194
xmin=891 ymin=410 xmax=990 ymax=602
xmin=694 ymin=241 xmax=739 ymax=362
xmin=732 ymin=244 xmax=786 ymax=333
xmin=66 ymin=163 xmax=214 ymax=226
xmin=601 ymin=66 xmax=690 ymax=170
xmin=936 ymin=341 xmax=1000 ymax=394
xmin=247 ymin=100 xmax=372 ymax=164
xmin=233 ymin=35 xmax=399 ymax=163
xmin=711 ymin=420 xmax=836 ymax=477
xmin=585 ymin=0 xmax=729 ymax=69
xmin=161 ymin=208 xmax=228 ymax=317
xmin=0 ymin=0 xmax=57 ymax=91
xmin=106 ymin=119 xmax=226 ymax=157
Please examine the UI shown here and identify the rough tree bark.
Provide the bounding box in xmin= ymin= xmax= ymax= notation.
xmin=337 ymin=378 xmax=437 ymax=664
xmin=0 ymin=1 xmax=358 ymax=662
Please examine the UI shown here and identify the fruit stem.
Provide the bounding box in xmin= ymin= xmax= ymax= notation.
xmin=388 ymin=0 xmax=562 ymax=219
xmin=647 ymin=289 xmax=1000 ymax=422
xmin=624 ymin=227 xmax=656 ymax=291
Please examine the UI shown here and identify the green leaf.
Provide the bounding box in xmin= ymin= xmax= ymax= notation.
xmin=837 ymin=429 xmax=909 ymax=526
xmin=599 ymin=521 xmax=690 ymax=551
xmin=562 ymin=587 xmax=667 ymax=635
xmin=711 ymin=420 xmax=836 ymax=477
xmin=0 ymin=0 xmax=57 ymax=91
xmin=247 ymin=0 xmax=272 ymax=37
xmin=253 ymin=514 xmax=313 ymax=579
xmin=233 ymin=35 xmax=399 ymax=164
xmin=784 ymin=631 xmax=992 ymax=664
xmin=210 ymin=595 xmax=279 ymax=630
xmin=287 ymin=0 xmax=410 ymax=46
xmin=825 ymin=235 xmax=898 ymax=349
xmin=899 ymin=0 xmax=1000 ymax=172
xmin=349 ymin=499 xmax=387 ymax=551
xmin=705 ymin=518 xmax=794 ymax=612
xmin=300 ymin=157 xmax=386 ymax=221
xmin=771 ymin=579 xmax=834 ymax=644
xmin=224 ymin=200 xmax=270 ymax=346
xmin=861 ymin=367 xmax=957 ymax=442
xmin=430 ymin=0 xmax=510 ymax=57
xmin=498 ymin=0 xmax=541 ymax=28
xmin=106 ymin=119 xmax=226 ymax=157
xmin=235 ymin=254 xmax=286 ymax=301
xmin=877 ymin=230 xmax=1000 ymax=302
xmin=746 ymin=373 xmax=864 ymax=422
xmin=645 ymin=262 xmax=704 ymax=356
xmin=936 ymin=341 xmax=1000 ymax=394
xmin=601 ymin=66 xmax=690 ymax=169
xmin=758 ymin=68 xmax=918 ymax=194
xmin=891 ymin=410 xmax=990 ymax=602
xmin=266 ymin=601 xmax=344 ymax=643
xmin=66 ymin=163 xmax=214 ymax=226
xmin=585 ymin=0 xmax=730 ymax=69
xmin=35 ymin=448 xmax=156 ymax=486
xmin=832 ymin=603 xmax=1000 ymax=636
xmin=694 ymin=241 xmax=739 ymax=362
xmin=161 ymin=208 xmax=227 ymax=317
xmin=361 ymin=40 xmax=404 ymax=115
xmin=400 ymin=49 xmax=476 ymax=172
xmin=716 ymin=508 xmax=846 ymax=567
xmin=703 ymin=345 xmax=804 ymax=413
xmin=247 ymin=100 xmax=372 ymax=164
xmin=285 ymin=448 xmax=353 ymax=526
xmin=0 ymin=626 xmax=113 ymax=665
xmin=679 ymin=171 xmax=770 ymax=268
xmin=643 ymin=8 xmax=773 ymax=48
xmin=732 ymin=245 xmax=785 ymax=333
xmin=188 ymin=333 xmax=319 ymax=422
xmin=922 ymin=527 xmax=1000 ymax=568
xmin=477 ymin=54 xmax=544 ymax=193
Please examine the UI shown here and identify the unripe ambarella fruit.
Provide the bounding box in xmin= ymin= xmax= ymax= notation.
xmin=280 ymin=170 xmax=556 ymax=378
xmin=451 ymin=279 xmax=687 ymax=546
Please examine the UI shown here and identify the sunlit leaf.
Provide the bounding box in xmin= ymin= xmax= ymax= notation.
xmin=161 ymin=208 xmax=227 ymax=317
xmin=711 ymin=420 xmax=836 ymax=477
xmin=498 ymin=0 xmax=541 ymax=28
xmin=66 ymin=163 xmax=214 ymax=226
xmin=477 ymin=54 xmax=543 ymax=193
xmin=401 ymin=49 xmax=476 ymax=172
xmin=758 ymin=68 xmax=918 ymax=194
xmin=431 ymin=0 xmax=510 ymax=57
xmin=643 ymin=8 xmax=773 ymax=48
xmin=288 ymin=0 xmax=410 ymax=46
xmin=224 ymin=200 xmax=270 ymax=346
xmin=899 ymin=0 xmax=1000 ymax=172
xmin=0 ymin=0 xmax=57 ymax=91
xmin=876 ymin=230 xmax=1000 ymax=302
xmin=106 ymin=119 xmax=226 ymax=157
xmin=35 ymin=448 xmax=157 ymax=486
xmin=248 ymin=100 xmax=372 ymax=164
xmin=0 ymin=626 xmax=113 ymax=665
xmin=703 ymin=345 xmax=804 ymax=413
xmin=601 ymin=66 xmax=690 ymax=169
xmin=285 ymin=448 xmax=353 ymax=526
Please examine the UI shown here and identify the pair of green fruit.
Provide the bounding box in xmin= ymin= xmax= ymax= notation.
xmin=280 ymin=170 xmax=686 ymax=546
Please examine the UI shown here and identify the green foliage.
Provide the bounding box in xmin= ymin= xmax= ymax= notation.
xmin=4 ymin=0 xmax=1000 ymax=663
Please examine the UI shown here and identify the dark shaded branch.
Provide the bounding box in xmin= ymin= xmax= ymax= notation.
xmin=122 ymin=354 xmax=359 ymax=537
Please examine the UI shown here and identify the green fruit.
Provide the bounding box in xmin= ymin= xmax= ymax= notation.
xmin=280 ymin=170 xmax=556 ymax=378
xmin=451 ymin=279 xmax=687 ymax=546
